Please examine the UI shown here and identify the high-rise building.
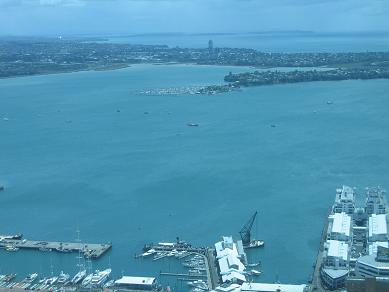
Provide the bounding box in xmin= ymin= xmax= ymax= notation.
xmin=208 ymin=40 xmax=214 ymax=55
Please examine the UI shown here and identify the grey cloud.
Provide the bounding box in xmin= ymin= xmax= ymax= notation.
xmin=0 ymin=0 xmax=388 ymax=35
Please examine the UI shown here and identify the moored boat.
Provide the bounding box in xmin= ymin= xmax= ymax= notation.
xmin=57 ymin=271 xmax=70 ymax=284
xmin=90 ymin=268 xmax=111 ymax=287
xmin=71 ymin=269 xmax=87 ymax=284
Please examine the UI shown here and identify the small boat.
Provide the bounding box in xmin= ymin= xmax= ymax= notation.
xmin=44 ymin=276 xmax=58 ymax=285
xmin=24 ymin=273 xmax=38 ymax=283
xmin=0 ymin=233 xmax=22 ymax=240
xmin=3 ymin=273 xmax=16 ymax=282
xmin=247 ymin=262 xmax=261 ymax=267
xmin=245 ymin=239 xmax=265 ymax=248
xmin=141 ymin=248 xmax=156 ymax=257
xmin=187 ymin=123 xmax=199 ymax=127
xmin=251 ymin=269 xmax=262 ymax=276
xmin=326 ymin=100 xmax=333 ymax=105
xmin=4 ymin=245 xmax=19 ymax=252
xmin=188 ymin=280 xmax=208 ymax=290
xmin=56 ymin=247 xmax=72 ymax=253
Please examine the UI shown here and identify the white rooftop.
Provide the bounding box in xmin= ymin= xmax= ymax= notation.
xmin=241 ymin=283 xmax=306 ymax=292
xmin=327 ymin=240 xmax=349 ymax=261
xmin=330 ymin=212 xmax=351 ymax=237
xmin=115 ymin=276 xmax=156 ymax=286
xmin=215 ymin=237 xmax=246 ymax=284
xmin=369 ymin=214 xmax=388 ymax=237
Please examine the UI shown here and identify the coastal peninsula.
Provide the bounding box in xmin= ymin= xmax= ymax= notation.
xmin=1 ymin=38 xmax=389 ymax=91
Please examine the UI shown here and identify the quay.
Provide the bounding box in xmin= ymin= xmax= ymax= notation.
xmin=0 ymin=238 xmax=111 ymax=259
xmin=310 ymin=208 xmax=331 ymax=292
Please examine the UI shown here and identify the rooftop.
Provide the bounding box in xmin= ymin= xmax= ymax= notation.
xmin=357 ymin=255 xmax=389 ymax=269
xmin=114 ymin=276 xmax=156 ymax=286
xmin=327 ymin=240 xmax=348 ymax=261
xmin=322 ymin=268 xmax=348 ymax=279
xmin=329 ymin=212 xmax=351 ymax=237
xmin=215 ymin=237 xmax=246 ymax=284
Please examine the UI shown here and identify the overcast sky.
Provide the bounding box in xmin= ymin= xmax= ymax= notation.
xmin=0 ymin=0 xmax=388 ymax=36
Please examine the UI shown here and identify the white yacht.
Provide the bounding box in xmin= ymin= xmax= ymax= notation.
xmin=90 ymin=268 xmax=111 ymax=287
xmin=71 ymin=269 xmax=87 ymax=284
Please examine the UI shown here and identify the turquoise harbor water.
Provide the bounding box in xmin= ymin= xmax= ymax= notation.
xmin=1 ymin=61 xmax=389 ymax=287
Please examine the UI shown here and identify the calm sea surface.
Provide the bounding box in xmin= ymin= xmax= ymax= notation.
xmin=1 ymin=34 xmax=389 ymax=288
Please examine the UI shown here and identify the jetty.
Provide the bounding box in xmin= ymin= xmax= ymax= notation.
xmin=310 ymin=208 xmax=331 ymax=292
xmin=0 ymin=238 xmax=111 ymax=259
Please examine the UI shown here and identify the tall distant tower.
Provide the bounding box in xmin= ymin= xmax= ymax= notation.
xmin=208 ymin=39 xmax=214 ymax=55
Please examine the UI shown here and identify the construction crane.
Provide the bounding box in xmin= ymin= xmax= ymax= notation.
xmin=239 ymin=211 xmax=264 ymax=249
xmin=240 ymin=211 xmax=257 ymax=246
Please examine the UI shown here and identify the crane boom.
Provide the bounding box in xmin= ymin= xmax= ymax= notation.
xmin=239 ymin=211 xmax=258 ymax=245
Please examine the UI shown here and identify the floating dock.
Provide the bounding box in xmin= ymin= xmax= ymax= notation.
xmin=0 ymin=238 xmax=111 ymax=259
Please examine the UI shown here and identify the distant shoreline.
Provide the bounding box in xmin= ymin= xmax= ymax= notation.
xmin=1 ymin=39 xmax=389 ymax=88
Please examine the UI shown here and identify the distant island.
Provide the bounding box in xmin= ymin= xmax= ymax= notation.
xmin=1 ymin=38 xmax=389 ymax=91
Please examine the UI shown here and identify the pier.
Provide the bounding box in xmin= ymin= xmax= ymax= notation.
xmin=205 ymin=248 xmax=219 ymax=290
xmin=310 ymin=208 xmax=332 ymax=292
xmin=0 ymin=238 xmax=111 ymax=259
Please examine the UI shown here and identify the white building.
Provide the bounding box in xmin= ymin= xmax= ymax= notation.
xmin=215 ymin=236 xmax=246 ymax=284
xmin=114 ymin=276 xmax=157 ymax=290
xmin=355 ymin=254 xmax=389 ymax=277
xmin=368 ymin=214 xmax=388 ymax=242
xmin=328 ymin=212 xmax=351 ymax=241
xmin=324 ymin=240 xmax=349 ymax=268
xmin=333 ymin=185 xmax=355 ymax=214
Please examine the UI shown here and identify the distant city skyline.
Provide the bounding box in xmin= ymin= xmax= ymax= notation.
xmin=0 ymin=0 xmax=388 ymax=36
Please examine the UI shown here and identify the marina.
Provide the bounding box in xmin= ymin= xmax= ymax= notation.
xmin=2 ymin=187 xmax=388 ymax=291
